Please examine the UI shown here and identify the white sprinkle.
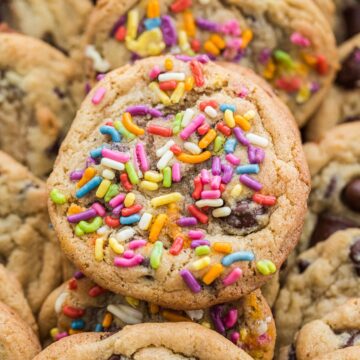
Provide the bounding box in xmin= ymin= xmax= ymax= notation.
xmin=157 ymin=150 xmax=174 ymax=170
xmin=55 ymin=292 xmax=68 ymax=314
xmin=195 ymin=199 xmax=224 ymax=208
xmin=107 ymin=304 xmax=143 ymax=324
xmin=246 ymin=133 xmax=269 ymax=147
xmin=101 ymin=158 xmax=125 ymax=171
xmin=97 ymin=225 xmax=111 ymax=235
xmin=138 ymin=212 xmax=153 ymax=230
xmin=181 ymin=108 xmax=195 ymax=127
xmin=186 ymin=309 xmax=204 ymax=321
xmin=85 ymin=45 xmax=110 ymax=73
xmin=184 ymin=142 xmax=201 ymax=155
xmin=156 ymin=140 xmax=175 ymax=158
xmin=116 ymin=228 xmax=135 ymax=242
xmin=204 ymin=106 xmax=217 ymax=118
xmin=212 ymin=206 xmax=232 ymax=218
xmin=102 ymin=169 xmax=115 ymax=180
xmin=158 ymin=72 xmax=186 ymax=82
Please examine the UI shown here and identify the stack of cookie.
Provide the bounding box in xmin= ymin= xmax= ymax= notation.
xmin=0 ymin=1 xmax=359 ymax=359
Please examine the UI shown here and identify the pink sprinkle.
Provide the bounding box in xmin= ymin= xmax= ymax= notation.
xmin=188 ymin=230 xmax=204 ymax=240
xmin=128 ymin=239 xmax=147 ymax=250
xmin=258 ymin=333 xmax=271 ymax=345
xmin=223 ymin=309 xmax=238 ymax=329
xmin=55 ymin=332 xmax=68 ymax=341
xmin=211 ymin=176 xmax=221 ymax=190
xmin=135 ymin=143 xmax=149 ymax=172
xmin=238 ymin=86 xmax=248 ymax=98
xmin=201 ymin=190 xmax=221 ymax=199
xmin=226 ymin=38 xmax=242 ymax=50
xmin=91 ymin=202 xmax=106 ymax=216
xmin=109 ymin=193 xmax=126 ymax=208
xmin=102 ymin=148 xmax=130 ymax=163
xmin=223 ymin=267 xmax=242 ymax=286
xmin=226 ymin=153 xmax=240 ymax=166
xmin=172 ymin=162 xmax=181 ymax=182
xmin=230 ymin=332 xmax=240 ymax=344
xmin=114 ymin=254 xmax=144 ymax=267
xmin=180 ymin=114 xmax=205 ymax=140
xmin=290 ymin=32 xmax=311 ymax=47
xmin=123 ymin=250 xmax=135 ymax=259
xmin=149 ymin=65 xmax=161 ymax=80
xmin=92 ymin=87 xmax=106 ymax=105
xmin=132 ymin=147 xmax=141 ymax=174
xmin=200 ymin=169 xmax=210 ymax=184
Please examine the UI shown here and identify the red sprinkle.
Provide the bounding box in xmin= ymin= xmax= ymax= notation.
xmin=252 ymin=193 xmax=277 ymax=206
xmin=192 ymin=176 xmax=203 ymax=200
xmin=88 ymin=285 xmax=107 ymax=297
xmin=147 ymin=124 xmax=173 ymax=137
xmin=68 ymin=278 xmax=77 ymax=290
xmin=199 ymin=100 xmax=218 ymax=111
xmin=190 ymin=60 xmax=204 ymax=87
xmin=120 ymin=173 xmax=132 ymax=191
xmin=169 ymin=235 xmax=185 ymax=255
xmin=275 ymin=77 xmax=301 ymax=93
xmin=115 ymin=26 xmax=126 ymax=42
xmin=121 ymin=204 xmax=143 ymax=217
xmin=170 ymin=144 xmax=182 ymax=155
xmin=188 ymin=204 xmax=208 ymax=224
xmin=197 ymin=123 xmax=211 ymax=135
xmin=105 ymin=121 xmax=114 ymax=126
xmin=170 ymin=0 xmax=192 ymax=13
xmin=105 ymin=216 xmax=121 ymax=228
xmin=216 ymin=122 xmax=232 ymax=137
xmin=191 ymin=39 xmax=201 ymax=52
xmin=159 ymin=80 xmax=177 ymax=91
xmin=219 ymin=183 xmax=226 ymax=193
xmin=316 ymin=55 xmax=329 ymax=75
xmin=63 ymin=306 xmax=85 ymax=319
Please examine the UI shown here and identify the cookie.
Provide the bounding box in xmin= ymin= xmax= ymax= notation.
xmin=0 ymin=150 xmax=63 ymax=312
xmin=0 ymin=0 xmax=93 ymax=55
xmin=34 ymin=322 xmax=253 ymax=360
xmin=84 ymin=0 xmax=338 ymax=126
xmin=279 ymin=298 xmax=360 ymax=360
xmin=48 ymin=55 xmax=310 ymax=309
xmin=274 ymin=228 xmax=360 ymax=348
xmin=39 ymin=274 xmax=276 ymax=359
xmin=306 ymin=34 xmax=360 ymax=141
xmin=300 ymin=122 xmax=360 ymax=254
xmin=0 ymin=301 xmax=41 ymax=360
xmin=312 ymin=347 xmax=360 ymax=360
xmin=0 ymin=32 xmax=79 ymax=177
xmin=260 ymin=272 xmax=280 ymax=307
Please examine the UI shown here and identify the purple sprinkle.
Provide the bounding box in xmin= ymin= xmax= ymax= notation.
xmin=310 ymin=81 xmax=320 ymax=93
xmin=148 ymin=108 xmax=163 ymax=117
xmin=131 ymin=52 xmax=141 ymax=62
xmin=86 ymin=157 xmax=97 ymax=167
xmin=70 ymin=170 xmax=84 ymax=181
xmin=161 ymin=15 xmax=177 ymax=46
xmin=85 ymin=82 xmax=91 ymax=94
xmin=180 ymin=269 xmax=201 ymax=293
xmin=67 ymin=209 xmax=98 ymax=223
xmin=248 ymin=145 xmax=265 ymax=164
xmin=126 ymin=105 xmax=148 ymax=116
xmin=212 ymin=156 xmax=221 ymax=176
xmin=221 ymin=164 xmax=233 ymax=184
xmin=355 ymin=49 xmax=360 ymax=62
xmin=196 ymin=54 xmax=210 ymax=64
xmin=73 ymin=271 xmax=84 ymax=279
xmin=177 ymin=217 xmax=198 ymax=227
xmin=195 ymin=18 xmax=219 ymax=32
xmin=110 ymin=15 xmax=126 ymax=36
xmin=112 ymin=204 xmax=124 ymax=216
xmin=258 ymin=48 xmax=272 ymax=64
xmin=210 ymin=305 xmax=225 ymax=334
xmin=233 ymin=127 xmax=250 ymax=146
xmin=190 ymin=240 xmax=210 ymax=248
xmin=96 ymin=73 xmax=106 ymax=81
xmin=239 ymin=174 xmax=263 ymax=191
xmin=175 ymin=54 xmax=193 ymax=62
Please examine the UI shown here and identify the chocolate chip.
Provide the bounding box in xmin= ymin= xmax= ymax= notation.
xmin=341 ymin=178 xmax=360 ymax=212
xmin=336 ymin=47 xmax=360 ymax=89
xmin=344 ymin=4 xmax=360 ymax=39
xmin=108 ymin=356 xmax=121 ymax=360
xmin=288 ymin=343 xmax=297 ymax=360
xmin=344 ymin=330 xmax=360 ymax=348
xmin=324 ymin=176 xmax=337 ymax=198
xmin=309 ymin=213 xmax=358 ymax=247
xmin=297 ymin=259 xmax=311 ymax=273
xmin=343 ymin=115 xmax=360 ymax=123
xmin=350 ymin=238 xmax=360 ymax=276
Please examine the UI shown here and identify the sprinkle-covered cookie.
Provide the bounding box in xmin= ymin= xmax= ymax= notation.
xmin=34 ymin=322 xmax=253 ymax=360
xmin=39 ymin=274 xmax=276 ymax=359
xmin=84 ymin=0 xmax=338 ymax=126
xmin=48 ymin=55 xmax=310 ymax=309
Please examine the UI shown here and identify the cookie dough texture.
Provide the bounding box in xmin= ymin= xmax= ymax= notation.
xmin=0 ymin=151 xmax=62 ymax=312
xmin=48 ymin=56 xmax=310 ymax=309
xmin=0 ymin=301 xmax=41 ymax=360
xmin=34 ymin=323 xmax=253 ymax=360
xmin=306 ymin=34 xmax=360 ymax=141
xmin=85 ymin=0 xmax=338 ymax=126
xmin=275 ymin=229 xmax=360 ymax=348
xmin=0 ymin=33 xmax=79 ymax=177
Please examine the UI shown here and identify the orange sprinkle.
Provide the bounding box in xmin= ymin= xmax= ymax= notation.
xmin=198 ymin=129 xmax=217 ymax=149
xmin=102 ymin=312 xmax=113 ymax=328
xmin=183 ymin=11 xmax=196 ymax=37
xmin=234 ymin=115 xmax=251 ymax=131
xmin=164 ymin=58 xmax=173 ymax=71
xmin=161 ymin=310 xmax=191 ymax=322
xmin=122 ymin=112 xmax=145 ymax=136
xmin=204 ymin=40 xmax=220 ymax=56
xmin=177 ymin=151 xmax=211 ymax=164
xmin=67 ymin=204 xmax=84 ymax=215
xmin=241 ymin=29 xmax=253 ymax=48
xmin=184 ymin=76 xmax=195 ymax=91
xmin=149 ymin=303 xmax=159 ymax=314
xmin=149 ymin=214 xmax=167 ymax=242
xmin=202 ymin=263 xmax=224 ymax=285
xmin=76 ymin=167 xmax=96 ymax=188
xmin=210 ymin=34 xmax=226 ymax=49
xmin=212 ymin=242 xmax=232 ymax=254
xmin=147 ymin=0 xmax=160 ymax=18
xmin=69 ymin=329 xmax=83 ymax=335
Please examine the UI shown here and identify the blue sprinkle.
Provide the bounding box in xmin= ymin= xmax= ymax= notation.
xmin=224 ymin=138 xmax=237 ymax=154
xmin=144 ymin=17 xmax=162 ymax=30
xmin=220 ymin=104 xmax=236 ymax=112
xmin=222 ymin=251 xmax=255 ymax=266
xmin=76 ymin=176 xmax=102 ymax=198
xmin=90 ymin=145 xmax=106 ymax=158
xmin=100 ymin=125 xmax=121 ymax=142
xmin=236 ymin=164 xmax=260 ymax=174
xmin=120 ymin=214 xmax=141 ymax=225
xmin=94 ymin=324 xmax=103 ymax=332
xmin=71 ymin=319 xmax=85 ymax=330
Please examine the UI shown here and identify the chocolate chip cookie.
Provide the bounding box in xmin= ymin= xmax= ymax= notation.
xmin=48 ymin=55 xmax=310 ymax=309
xmin=275 ymin=229 xmax=360 ymax=348
xmin=0 ymin=33 xmax=79 ymax=177
xmin=84 ymin=0 xmax=338 ymax=126
xmin=39 ymin=274 xmax=276 ymax=359
xmin=34 ymin=322 xmax=253 ymax=360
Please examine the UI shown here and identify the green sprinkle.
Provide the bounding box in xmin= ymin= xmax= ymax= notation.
xmin=114 ymin=120 xmax=136 ymax=141
xmin=172 ymin=112 xmax=183 ymax=134
xmin=214 ymin=135 xmax=225 ymax=153
xmin=195 ymin=245 xmax=210 ymax=256
xmin=75 ymin=224 xmax=85 ymax=236
xmin=163 ymin=166 xmax=172 ymax=188
xmin=50 ymin=189 xmax=67 ymax=204
xmin=150 ymin=241 xmax=163 ymax=269
xmin=125 ymin=161 xmax=139 ymax=185
xmin=77 ymin=217 xmax=103 ymax=235
xmin=274 ymin=50 xmax=294 ymax=69
xmin=256 ymin=260 xmax=276 ymax=275
xmin=104 ymin=184 xmax=119 ymax=202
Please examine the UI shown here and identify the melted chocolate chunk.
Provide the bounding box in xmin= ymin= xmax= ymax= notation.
xmin=350 ymin=238 xmax=360 ymax=276
xmin=341 ymin=178 xmax=360 ymax=212
xmin=344 ymin=115 xmax=360 ymax=123
xmin=310 ymin=213 xmax=358 ymax=247
xmin=297 ymin=259 xmax=311 ymax=273
xmin=336 ymin=47 xmax=360 ymax=89
xmin=288 ymin=343 xmax=297 ymax=360
xmin=344 ymin=4 xmax=360 ymax=39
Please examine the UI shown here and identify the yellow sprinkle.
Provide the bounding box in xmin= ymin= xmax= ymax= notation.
xmin=170 ymin=82 xmax=185 ymax=104
xmin=183 ymin=11 xmax=196 ymax=37
xmin=204 ymin=40 xmax=219 ymax=56
xmin=69 ymin=329 xmax=83 ymax=335
xmin=263 ymin=59 xmax=276 ymax=80
xmin=144 ymin=171 xmax=163 ymax=182
xmin=234 ymin=115 xmax=251 ymax=131
xmin=201 ymin=321 xmax=211 ymax=329
xmin=147 ymin=0 xmax=160 ymax=18
xmin=109 ymin=237 xmax=124 ymax=254
xmin=164 ymin=58 xmax=173 ymax=71
xmin=67 ymin=204 xmax=83 ymax=215
xmin=149 ymin=82 xmax=171 ymax=105
xmin=241 ymin=29 xmax=253 ymax=48
xmin=202 ymin=263 xmax=224 ymax=285
xmin=126 ymin=28 xmax=165 ymax=57
xmin=151 ymin=192 xmax=183 ymax=207
xmin=240 ymin=328 xmax=248 ymax=341
xmin=95 ymin=237 xmax=105 ymax=262
xmin=96 ymin=179 xmax=111 ymax=198
xmin=244 ymin=110 xmax=256 ymax=121
xmin=198 ymin=129 xmax=217 ymax=149
xmin=140 ymin=180 xmax=159 ymax=191
xmin=210 ymin=34 xmax=226 ymax=49
xmin=224 ymin=109 xmax=235 ymax=128
xmin=126 ymin=9 xmax=139 ymax=40
xmin=161 ymin=310 xmax=191 ymax=322
xmin=296 ymin=85 xmax=311 ymax=104
xmin=149 ymin=214 xmax=167 ymax=242
xmin=212 ymin=242 xmax=232 ymax=254
xmin=149 ymin=303 xmax=160 ymax=314
xmin=178 ymin=30 xmax=190 ymax=52
xmin=185 ymin=76 xmax=194 ymax=91
xmin=50 ymin=328 xmax=59 ymax=339
xmin=102 ymin=312 xmax=113 ymax=328
xmin=192 ymin=256 xmax=211 ymax=271
xmin=126 ymin=296 xmax=140 ymax=308
xmin=124 ymin=192 xmax=136 ymax=207
xmin=231 ymin=184 xmax=243 ymax=198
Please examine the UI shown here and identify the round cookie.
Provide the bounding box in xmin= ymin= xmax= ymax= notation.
xmin=274 ymin=228 xmax=360 ymax=348
xmin=0 ymin=0 xmax=93 ymax=55
xmin=47 ymin=55 xmax=310 ymax=309
xmin=0 ymin=151 xmax=62 ymax=312
xmin=0 ymin=301 xmax=41 ymax=360
xmin=0 ymin=32 xmax=79 ymax=177
xmin=312 ymin=347 xmax=360 ymax=360
xmin=84 ymin=0 xmax=338 ymax=126
xmin=39 ymin=275 xmax=276 ymax=359
xmin=306 ymin=34 xmax=360 ymax=141
xmin=34 ymin=322 xmax=253 ymax=360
